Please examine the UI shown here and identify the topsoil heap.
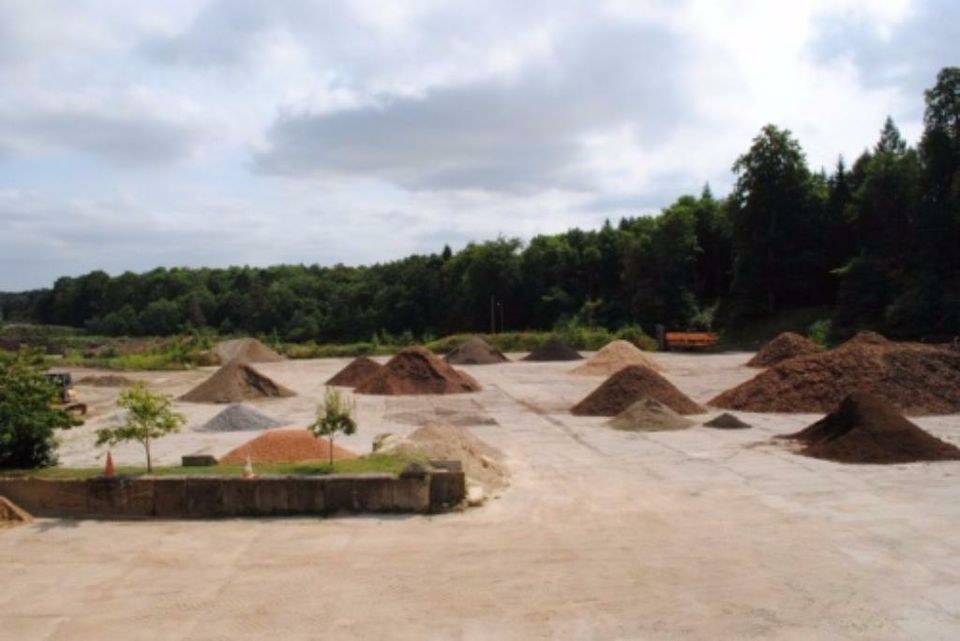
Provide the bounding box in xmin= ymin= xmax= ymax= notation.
xmin=572 ymin=364 xmax=704 ymax=416
xmin=784 ymin=392 xmax=960 ymax=464
xmin=326 ymin=356 xmax=383 ymax=387
xmin=180 ymin=359 xmax=296 ymax=403
xmin=711 ymin=331 xmax=960 ymax=415
xmin=571 ymin=340 xmax=662 ymax=375
xmin=214 ymin=338 xmax=284 ymax=364
xmin=523 ymin=338 xmax=583 ymax=362
xmin=444 ymin=337 xmax=509 ymax=365
xmin=355 ymin=347 xmax=481 ymax=395
xmin=747 ymin=332 xmax=824 ymax=367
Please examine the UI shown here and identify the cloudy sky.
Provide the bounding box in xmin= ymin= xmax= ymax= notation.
xmin=1 ymin=0 xmax=956 ymax=291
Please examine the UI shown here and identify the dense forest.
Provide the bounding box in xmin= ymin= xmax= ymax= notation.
xmin=2 ymin=68 xmax=958 ymax=343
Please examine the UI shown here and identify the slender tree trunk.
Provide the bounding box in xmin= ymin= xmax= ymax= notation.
xmin=329 ymin=436 xmax=334 ymax=467
xmin=145 ymin=433 xmax=152 ymax=473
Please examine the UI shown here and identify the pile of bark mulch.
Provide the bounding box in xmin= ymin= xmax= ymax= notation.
xmin=355 ymin=347 xmax=481 ymax=395
xmin=220 ymin=429 xmax=357 ymax=464
xmin=747 ymin=332 xmax=824 ymax=367
xmin=607 ymin=397 xmax=695 ymax=431
xmin=572 ymin=365 xmax=704 ymax=416
xmin=326 ymin=356 xmax=383 ymax=387
xmin=522 ymin=338 xmax=583 ymax=362
xmin=710 ymin=331 xmax=960 ymax=415
xmin=444 ymin=337 xmax=509 ymax=365
xmin=783 ymin=392 xmax=960 ymax=464
xmin=213 ymin=338 xmax=284 ymax=364
xmin=703 ymin=413 xmax=752 ymax=429
xmin=76 ymin=374 xmax=135 ymax=387
xmin=180 ymin=359 xmax=296 ymax=403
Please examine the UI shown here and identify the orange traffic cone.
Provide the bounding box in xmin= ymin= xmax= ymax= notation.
xmin=104 ymin=451 xmax=115 ymax=478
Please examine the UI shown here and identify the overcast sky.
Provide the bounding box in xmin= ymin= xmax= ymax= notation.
xmin=1 ymin=0 xmax=956 ymax=291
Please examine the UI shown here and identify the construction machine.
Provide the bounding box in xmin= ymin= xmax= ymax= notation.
xmin=45 ymin=372 xmax=87 ymax=418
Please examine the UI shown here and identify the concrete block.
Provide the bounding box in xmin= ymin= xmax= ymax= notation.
xmin=393 ymin=476 xmax=430 ymax=513
xmin=354 ymin=476 xmax=396 ymax=512
xmin=86 ymin=478 xmax=125 ymax=515
xmin=124 ymin=479 xmax=155 ymax=516
xmin=430 ymin=471 xmax=466 ymax=512
xmin=220 ymin=478 xmax=258 ymax=516
xmin=181 ymin=455 xmax=218 ymax=467
xmin=254 ymin=478 xmax=290 ymax=515
xmin=185 ymin=478 xmax=224 ymax=517
xmin=323 ymin=477 xmax=357 ymax=513
xmin=1 ymin=480 xmax=88 ymax=517
xmin=285 ymin=478 xmax=324 ymax=514
xmin=152 ymin=478 xmax=187 ymax=517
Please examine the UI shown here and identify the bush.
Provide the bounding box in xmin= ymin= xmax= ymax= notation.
xmin=807 ymin=319 xmax=834 ymax=348
xmin=0 ymin=349 xmax=72 ymax=469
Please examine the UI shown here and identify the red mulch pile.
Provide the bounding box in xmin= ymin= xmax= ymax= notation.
xmin=784 ymin=392 xmax=960 ymax=464
xmin=219 ymin=429 xmax=358 ymax=464
xmin=180 ymin=359 xmax=296 ymax=403
xmin=571 ymin=365 xmax=705 ymax=416
xmin=326 ymin=356 xmax=383 ymax=387
xmin=747 ymin=332 xmax=824 ymax=367
xmin=355 ymin=347 xmax=481 ymax=395
xmin=710 ymin=331 xmax=960 ymax=416
xmin=444 ymin=337 xmax=509 ymax=365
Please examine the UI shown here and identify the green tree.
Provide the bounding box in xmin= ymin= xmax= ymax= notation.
xmin=95 ymin=383 xmax=184 ymax=472
xmin=0 ymin=349 xmax=71 ymax=469
xmin=309 ymin=387 xmax=357 ymax=465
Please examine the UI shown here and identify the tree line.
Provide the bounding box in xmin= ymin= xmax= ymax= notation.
xmin=3 ymin=68 xmax=958 ymax=342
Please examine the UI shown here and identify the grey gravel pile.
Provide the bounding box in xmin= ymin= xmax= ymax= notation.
xmin=198 ymin=404 xmax=284 ymax=432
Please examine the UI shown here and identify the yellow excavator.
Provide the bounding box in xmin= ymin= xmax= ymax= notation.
xmin=45 ymin=372 xmax=87 ymax=419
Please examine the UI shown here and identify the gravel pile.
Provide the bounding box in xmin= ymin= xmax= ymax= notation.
xmin=198 ymin=404 xmax=285 ymax=432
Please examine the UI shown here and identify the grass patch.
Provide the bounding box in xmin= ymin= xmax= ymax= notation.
xmin=1 ymin=453 xmax=418 ymax=480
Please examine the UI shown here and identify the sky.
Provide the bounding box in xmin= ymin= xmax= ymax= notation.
xmin=1 ymin=0 xmax=956 ymax=291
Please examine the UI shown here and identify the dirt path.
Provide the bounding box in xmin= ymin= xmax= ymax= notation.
xmin=3 ymin=353 xmax=959 ymax=639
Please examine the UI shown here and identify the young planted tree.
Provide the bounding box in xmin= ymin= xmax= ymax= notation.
xmin=95 ymin=383 xmax=184 ymax=472
xmin=309 ymin=387 xmax=357 ymax=466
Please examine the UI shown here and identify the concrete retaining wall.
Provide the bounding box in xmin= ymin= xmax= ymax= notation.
xmin=0 ymin=470 xmax=464 ymax=519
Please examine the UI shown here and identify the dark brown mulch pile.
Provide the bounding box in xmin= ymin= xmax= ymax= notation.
xmin=523 ymin=338 xmax=583 ymax=362
xmin=746 ymin=332 xmax=824 ymax=367
xmin=444 ymin=337 xmax=509 ymax=365
xmin=326 ymin=356 xmax=383 ymax=387
xmin=356 ymin=347 xmax=481 ymax=395
xmin=180 ymin=359 xmax=295 ymax=403
xmin=571 ymin=365 xmax=704 ymax=416
xmin=703 ymin=413 xmax=752 ymax=429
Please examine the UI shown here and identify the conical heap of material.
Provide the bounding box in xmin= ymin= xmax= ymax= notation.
xmin=710 ymin=331 xmax=960 ymax=416
xmin=326 ymin=356 xmax=383 ymax=387
xmin=747 ymin=332 xmax=824 ymax=367
xmin=180 ymin=359 xmax=296 ymax=403
xmin=703 ymin=413 xmax=752 ymax=429
xmin=444 ymin=337 xmax=509 ymax=365
xmin=607 ymin=397 xmax=695 ymax=431
xmin=214 ymin=338 xmax=284 ymax=364
xmin=199 ymin=404 xmax=285 ymax=432
xmin=572 ymin=365 xmax=704 ymax=416
xmin=0 ymin=496 xmax=32 ymax=526
xmin=571 ymin=340 xmax=661 ymax=375
xmin=355 ymin=347 xmax=481 ymax=395
xmin=784 ymin=392 xmax=960 ymax=464
xmin=220 ymin=429 xmax=358 ymax=464
xmin=523 ymin=337 xmax=583 ymax=362
xmin=380 ymin=423 xmax=509 ymax=492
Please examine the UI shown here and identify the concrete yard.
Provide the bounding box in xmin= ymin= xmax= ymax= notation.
xmin=3 ymin=352 xmax=960 ymax=640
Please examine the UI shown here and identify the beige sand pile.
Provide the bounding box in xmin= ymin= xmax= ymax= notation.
xmin=0 ymin=496 xmax=32 ymax=527
xmin=571 ymin=340 xmax=662 ymax=375
xmin=220 ymin=429 xmax=357 ymax=464
xmin=380 ymin=423 xmax=509 ymax=492
xmin=607 ymin=397 xmax=696 ymax=432
xmin=214 ymin=338 xmax=284 ymax=364
xmin=180 ymin=359 xmax=296 ymax=403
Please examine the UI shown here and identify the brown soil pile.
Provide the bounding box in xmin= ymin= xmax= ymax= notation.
xmin=710 ymin=331 xmax=960 ymax=416
xmin=747 ymin=332 xmax=823 ymax=367
xmin=381 ymin=423 xmax=509 ymax=492
xmin=444 ymin=337 xmax=509 ymax=365
xmin=76 ymin=374 xmax=135 ymax=387
xmin=0 ymin=496 xmax=32 ymax=527
xmin=607 ymin=397 xmax=695 ymax=432
xmin=784 ymin=393 xmax=960 ymax=464
xmin=180 ymin=359 xmax=296 ymax=403
xmin=523 ymin=338 xmax=583 ymax=362
xmin=214 ymin=338 xmax=284 ymax=364
xmin=703 ymin=413 xmax=752 ymax=429
xmin=326 ymin=356 xmax=382 ymax=387
xmin=386 ymin=407 xmax=498 ymax=427
xmin=355 ymin=347 xmax=481 ymax=395
xmin=220 ymin=429 xmax=358 ymax=464
xmin=571 ymin=340 xmax=662 ymax=375
xmin=572 ymin=365 xmax=704 ymax=416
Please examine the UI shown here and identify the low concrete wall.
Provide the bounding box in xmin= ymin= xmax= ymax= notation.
xmin=0 ymin=470 xmax=464 ymax=519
